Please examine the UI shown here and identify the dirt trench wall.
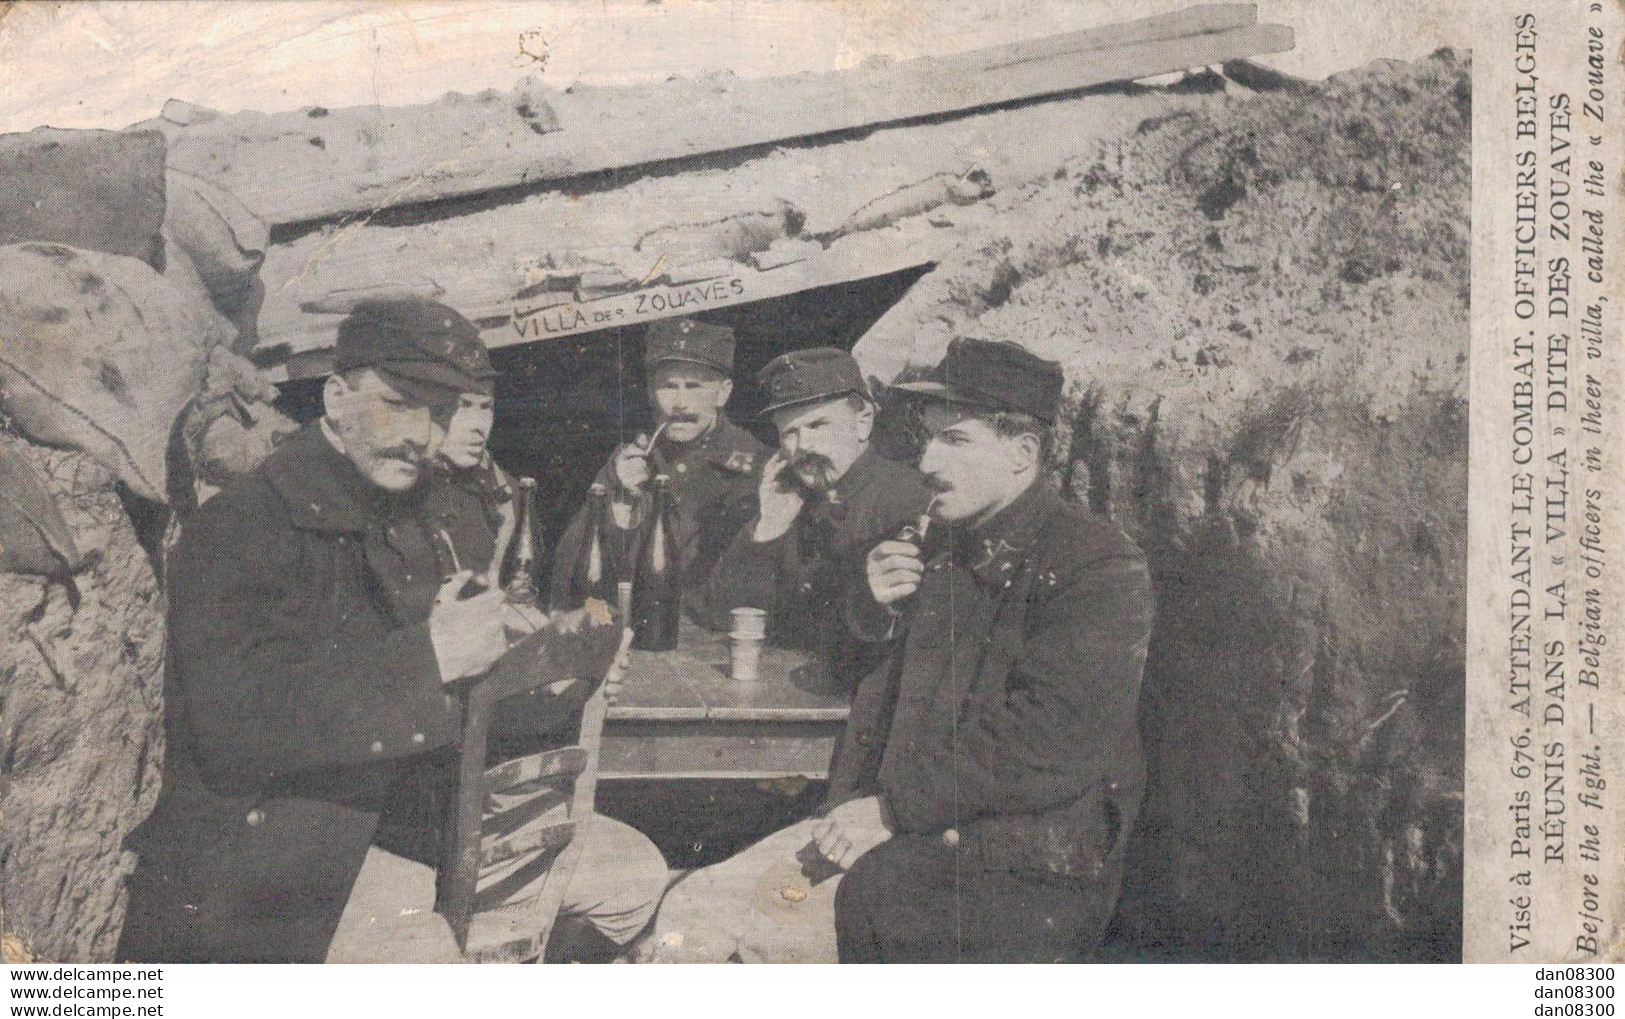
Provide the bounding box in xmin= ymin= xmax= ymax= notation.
xmin=0 ymin=438 xmax=166 ymax=962
xmin=856 ymin=50 xmax=1469 ymax=959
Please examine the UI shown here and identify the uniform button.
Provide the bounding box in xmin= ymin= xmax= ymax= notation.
xmin=412 ymin=732 xmax=426 ymax=745
xmin=1107 ymin=781 xmax=1120 ymax=792
xmin=675 ymin=463 xmax=688 ymax=474
xmin=370 ymin=741 xmax=385 ymax=754
xmin=245 ymin=808 xmax=266 ymax=827
xmin=942 ymin=828 xmax=960 ymax=847
xmin=799 ymin=582 xmax=813 ymax=592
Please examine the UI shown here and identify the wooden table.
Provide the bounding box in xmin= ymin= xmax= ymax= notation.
xmin=600 ymin=627 xmax=850 ymax=780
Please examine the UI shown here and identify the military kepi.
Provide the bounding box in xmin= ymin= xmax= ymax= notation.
xmin=645 ymin=317 xmax=735 ymax=374
xmin=334 ymin=297 xmax=497 ymax=395
xmin=757 ymin=347 xmax=869 ymax=416
xmin=892 ymin=336 xmax=1064 ymax=424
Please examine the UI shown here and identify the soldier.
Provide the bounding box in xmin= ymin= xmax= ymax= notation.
xmin=428 ymin=386 xmax=517 ymax=589
xmin=549 ymin=317 xmax=764 ymax=622
xmin=116 ymin=299 xmax=655 ymax=963
xmin=826 ymin=336 xmax=1155 ymax=962
xmin=704 ymin=347 xmax=931 ymax=688
xmin=347 ymin=305 xmax=668 ymax=962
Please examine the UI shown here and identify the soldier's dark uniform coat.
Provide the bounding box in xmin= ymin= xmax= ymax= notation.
xmin=549 ymin=417 xmax=764 ymax=621
xmin=118 ymin=423 xmax=466 ymax=963
xmin=373 ymin=457 xmax=593 ymax=865
xmin=705 ymin=446 xmax=931 ymax=689
xmin=828 ymin=480 xmax=1154 ymax=962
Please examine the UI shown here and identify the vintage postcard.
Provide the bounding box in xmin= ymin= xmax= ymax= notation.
xmin=0 ymin=0 xmax=1619 ymax=987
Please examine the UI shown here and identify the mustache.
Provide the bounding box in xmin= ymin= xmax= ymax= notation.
xmin=663 ymin=412 xmax=702 ymax=424
xmin=789 ymin=451 xmax=835 ymax=476
xmin=374 ymin=443 xmax=428 ymax=463
xmin=926 ymin=476 xmax=955 ymax=494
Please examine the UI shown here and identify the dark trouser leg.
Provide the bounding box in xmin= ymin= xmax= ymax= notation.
xmin=833 ymin=859 xmax=884 ymax=963
xmin=116 ymin=869 xmax=185 ymax=963
xmin=835 ymin=833 xmax=1121 ymax=963
xmin=541 ymin=916 xmax=623 ymax=964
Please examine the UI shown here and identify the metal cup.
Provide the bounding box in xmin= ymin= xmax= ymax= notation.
xmin=730 ymin=606 xmax=767 ymax=639
xmin=729 ymin=633 xmax=764 ymax=682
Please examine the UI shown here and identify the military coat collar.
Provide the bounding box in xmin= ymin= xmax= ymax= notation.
xmin=439 ymin=457 xmax=514 ymax=506
xmin=817 ymin=444 xmax=888 ymax=515
xmin=262 ymin=422 xmax=427 ymax=533
xmin=944 ymin=478 xmax=1059 ymax=588
xmin=654 ymin=418 xmax=761 ymax=475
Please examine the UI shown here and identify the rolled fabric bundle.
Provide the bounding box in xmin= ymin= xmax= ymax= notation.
xmin=0 ymin=242 xmax=231 ymax=502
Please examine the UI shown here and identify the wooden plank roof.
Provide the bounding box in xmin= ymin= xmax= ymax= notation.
xmin=154 ymin=5 xmax=1290 ymax=229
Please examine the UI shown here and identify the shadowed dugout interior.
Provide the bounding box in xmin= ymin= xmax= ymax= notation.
xmin=273 ymin=263 xmax=933 ymax=590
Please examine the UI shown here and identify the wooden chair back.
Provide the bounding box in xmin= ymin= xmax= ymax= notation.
xmin=435 ymin=611 xmax=627 ymax=962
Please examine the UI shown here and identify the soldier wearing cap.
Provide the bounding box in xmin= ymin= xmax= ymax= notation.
xmin=703 ymin=346 xmax=932 ymax=686
xmin=818 ymin=336 xmax=1155 ymax=961
xmin=651 ymin=338 xmax=1151 ymax=963
xmin=424 ymin=366 xmax=517 ymax=587
xmin=343 ymin=306 xmax=670 ymax=963
xmin=549 ymin=317 xmax=766 ymax=620
xmin=116 ymin=298 xmax=609 ymax=962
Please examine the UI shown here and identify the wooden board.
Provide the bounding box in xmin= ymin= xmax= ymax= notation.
xmin=609 ymin=626 xmax=849 ymax=722
xmin=598 ymin=720 xmax=843 ymax=780
xmin=271 ymin=239 xmax=941 ymax=381
xmin=162 ymin=6 xmax=1291 ymax=228
xmin=595 ymin=627 xmax=849 ymax=780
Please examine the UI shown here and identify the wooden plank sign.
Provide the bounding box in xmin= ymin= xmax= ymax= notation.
xmin=274 ymin=242 xmax=940 ymax=381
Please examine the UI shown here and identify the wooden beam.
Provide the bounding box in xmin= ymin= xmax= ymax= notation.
xmin=255 ymin=80 xmax=1212 ymax=371
xmin=164 ymin=6 xmax=1291 ymax=228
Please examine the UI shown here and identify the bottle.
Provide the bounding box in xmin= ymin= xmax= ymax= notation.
xmin=504 ymin=476 xmax=542 ymax=607
xmin=568 ymin=482 xmax=614 ymax=606
xmin=630 ymin=474 xmax=680 ymax=651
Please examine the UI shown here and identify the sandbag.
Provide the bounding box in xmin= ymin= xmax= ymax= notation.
xmin=181 ymin=346 xmax=299 ymax=489
xmin=164 ymin=170 xmax=269 ymax=347
xmin=0 ymin=128 xmax=167 ymax=268
xmin=0 ymin=243 xmax=230 ymax=502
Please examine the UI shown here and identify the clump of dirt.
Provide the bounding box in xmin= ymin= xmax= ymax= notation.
xmin=858 ymin=50 xmax=1469 ymax=960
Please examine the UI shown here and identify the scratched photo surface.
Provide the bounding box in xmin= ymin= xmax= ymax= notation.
xmin=0 ymin=0 xmax=1476 ymax=965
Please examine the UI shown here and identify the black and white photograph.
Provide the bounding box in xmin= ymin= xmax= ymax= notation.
xmin=0 ymin=0 xmax=1615 ymax=990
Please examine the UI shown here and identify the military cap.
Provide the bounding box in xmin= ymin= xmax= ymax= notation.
xmin=645 ymin=317 xmax=735 ymax=374
xmin=892 ymin=336 xmax=1065 ymax=424
xmin=757 ymin=347 xmax=869 ymax=416
xmin=334 ymin=297 xmax=497 ymax=395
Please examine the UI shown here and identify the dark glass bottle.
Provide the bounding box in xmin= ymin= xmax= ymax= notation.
xmin=568 ymin=481 xmax=614 ymax=606
xmin=630 ymin=474 xmax=680 ymax=651
xmin=504 ymin=476 xmax=542 ymax=607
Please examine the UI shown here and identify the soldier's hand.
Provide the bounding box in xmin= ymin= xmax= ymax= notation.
xmin=811 ymin=795 xmax=893 ymax=870
xmin=611 ymin=435 xmax=654 ymax=494
xmin=428 ymin=570 xmax=509 ymax=682
xmin=866 ymin=539 xmax=924 ymax=606
xmin=753 ymin=450 xmax=805 ymax=543
xmin=500 ymin=601 xmax=550 ymax=640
